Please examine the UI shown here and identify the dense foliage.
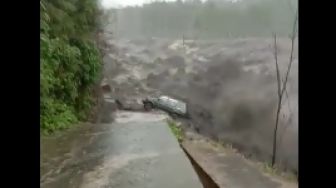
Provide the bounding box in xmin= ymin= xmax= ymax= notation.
xmin=110 ymin=0 xmax=297 ymax=39
xmin=40 ymin=0 xmax=102 ymax=134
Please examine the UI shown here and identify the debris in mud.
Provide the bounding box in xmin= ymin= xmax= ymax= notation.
xmin=99 ymin=99 xmax=118 ymax=123
xmin=101 ymin=84 xmax=111 ymax=93
xmin=100 ymin=78 xmax=111 ymax=93
xmin=164 ymin=55 xmax=185 ymax=68
xmin=116 ymin=98 xmax=144 ymax=111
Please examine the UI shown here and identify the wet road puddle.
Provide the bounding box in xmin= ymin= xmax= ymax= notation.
xmin=41 ymin=111 xmax=200 ymax=188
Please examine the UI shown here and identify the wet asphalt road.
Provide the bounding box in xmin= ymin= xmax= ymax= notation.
xmin=41 ymin=111 xmax=203 ymax=188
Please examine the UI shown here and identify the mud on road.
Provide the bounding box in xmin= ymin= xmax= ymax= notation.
xmin=102 ymin=35 xmax=298 ymax=174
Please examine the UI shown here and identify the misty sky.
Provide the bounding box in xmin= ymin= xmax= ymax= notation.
xmin=101 ymin=0 xmax=177 ymax=8
xmin=100 ymin=0 xmax=240 ymax=8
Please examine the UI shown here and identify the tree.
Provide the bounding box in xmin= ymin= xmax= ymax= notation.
xmin=41 ymin=0 xmax=102 ymax=133
xmin=271 ymin=10 xmax=298 ymax=167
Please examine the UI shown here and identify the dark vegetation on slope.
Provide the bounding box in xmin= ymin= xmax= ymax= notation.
xmin=40 ymin=0 xmax=102 ymax=134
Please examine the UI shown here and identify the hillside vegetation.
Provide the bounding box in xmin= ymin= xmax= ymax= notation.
xmin=111 ymin=0 xmax=297 ymax=39
xmin=40 ymin=0 xmax=102 ymax=134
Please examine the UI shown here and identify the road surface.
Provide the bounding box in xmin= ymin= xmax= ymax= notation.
xmin=41 ymin=111 xmax=203 ymax=188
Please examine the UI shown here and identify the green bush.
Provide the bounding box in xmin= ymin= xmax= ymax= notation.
xmin=40 ymin=0 xmax=102 ymax=134
xmin=167 ymin=118 xmax=183 ymax=142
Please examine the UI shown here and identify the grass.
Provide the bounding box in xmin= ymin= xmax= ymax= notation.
xmin=211 ymin=138 xmax=298 ymax=182
xmin=263 ymin=162 xmax=280 ymax=174
xmin=166 ymin=118 xmax=183 ymax=142
xmin=260 ymin=162 xmax=298 ymax=182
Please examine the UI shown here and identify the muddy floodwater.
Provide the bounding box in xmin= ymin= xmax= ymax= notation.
xmin=102 ymin=37 xmax=298 ymax=172
xmin=41 ymin=35 xmax=298 ymax=187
